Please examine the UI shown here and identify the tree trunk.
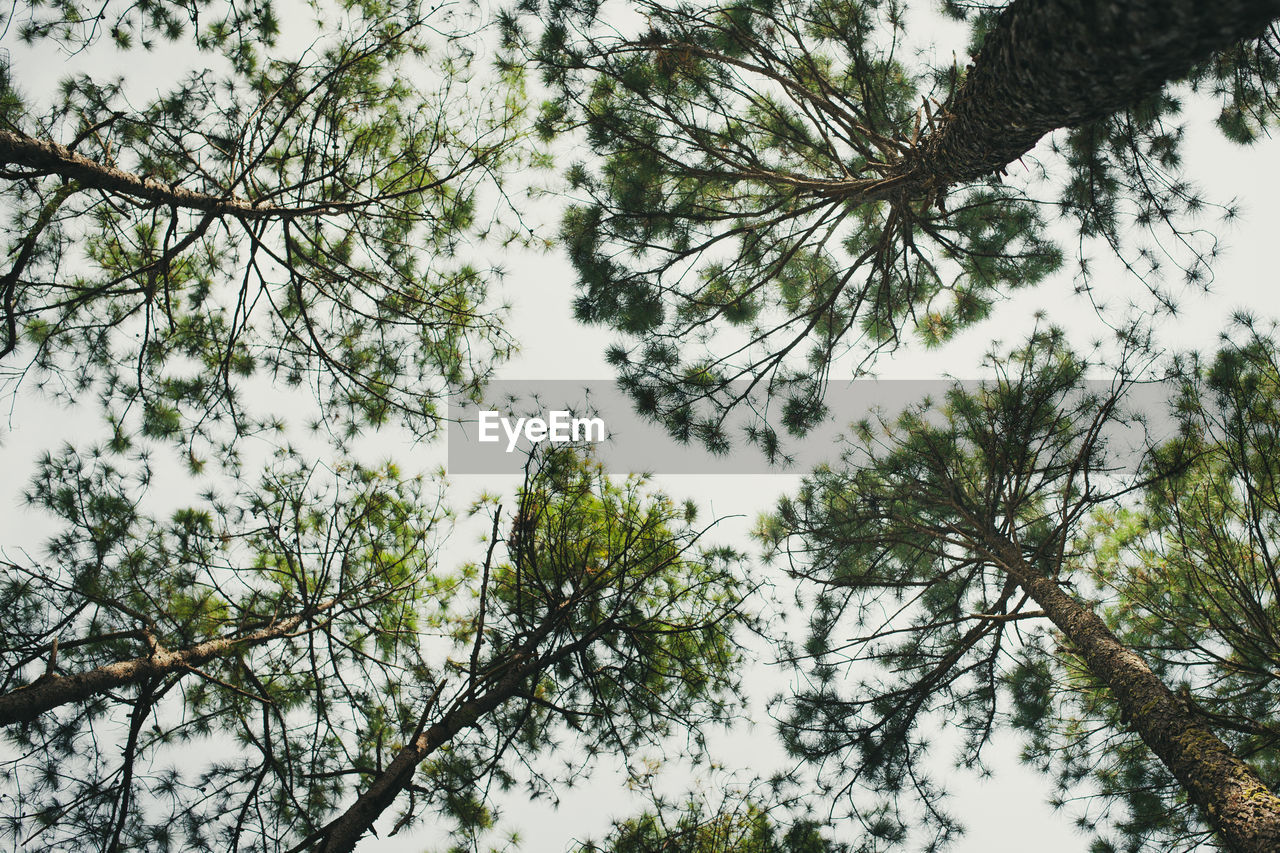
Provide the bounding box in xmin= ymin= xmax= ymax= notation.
xmin=0 ymin=130 xmax=344 ymax=219
xmin=311 ymin=661 xmax=532 ymax=853
xmin=0 ymin=602 xmax=334 ymax=726
xmin=305 ymin=618 xmax=605 ymax=853
xmin=902 ymin=0 xmax=1280 ymax=191
xmin=989 ymin=534 xmax=1280 ymax=853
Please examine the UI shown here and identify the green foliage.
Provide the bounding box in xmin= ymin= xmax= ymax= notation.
xmin=1191 ymin=28 xmax=1280 ymax=144
xmin=7 ymin=0 xmax=1280 ymax=847
xmin=759 ymin=329 xmax=1150 ymax=851
xmin=0 ymin=445 xmax=750 ymax=851
xmin=8 ymin=0 xmax=279 ymax=58
xmin=521 ymin=0 xmax=1280 ymax=454
xmin=760 ymin=321 xmax=1280 ymax=850
xmin=528 ymin=0 xmax=1064 ymax=452
xmin=1051 ymin=90 xmax=1231 ymax=294
xmin=1 ymin=0 xmax=536 ymax=454
xmin=577 ymin=792 xmax=846 ymax=853
xmin=1015 ymin=322 xmax=1280 ymax=852
xmin=404 ymin=449 xmax=748 ymax=830
xmin=1 ymin=446 xmax=450 ymax=851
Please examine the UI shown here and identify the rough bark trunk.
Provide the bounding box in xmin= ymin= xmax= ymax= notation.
xmin=901 ymin=0 xmax=1280 ymax=191
xmin=0 ymin=602 xmax=334 ymax=726
xmin=0 ymin=130 xmax=345 ymax=219
xmin=308 ymin=619 xmax=604 ymax=853
xmin=311 ymin=661 xmax=531 ymax=853
xmin=991 ymin=536 xmax=1280 ymax=853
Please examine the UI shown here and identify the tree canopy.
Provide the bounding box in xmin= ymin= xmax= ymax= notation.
xmin=2 ymin=445 xmax=451 ymax=850
xmin=521 ymin=0 xmax=1280 ymax=451
xmin=8 ymin=0 xmax=1280 ymax=850
xmin=0 ymin=0 xmax=536 ymax=456
xmin=575 ymin=788 xmax=846 ymax=853
xmin=761 ymin=329 xmax=1280 ymax=851
xmin=1 ymin=445 xmax=748 ymax=852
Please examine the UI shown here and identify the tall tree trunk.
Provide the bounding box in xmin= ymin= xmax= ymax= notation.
xmin=987 ymin=533 xmax=1280 ymax=853
xmin=302 ymin=617 xmax=607 ymax=853
xmin=901 ymin=0 xmax=1280 ymax=191
xmin=0 ymin=601 xmax=334 ymax=726
xmin=309 ymin=658 xmax=536 ymax=853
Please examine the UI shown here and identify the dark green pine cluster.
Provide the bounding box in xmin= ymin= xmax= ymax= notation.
xmin=534 ymin=0 xmax=1062 ymax=454
xmin=1 ymin=0 xmax=531 ymax=462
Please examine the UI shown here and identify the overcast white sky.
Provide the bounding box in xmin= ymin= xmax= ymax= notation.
xmin=4 ymin=2 xmax=1280 ymax=851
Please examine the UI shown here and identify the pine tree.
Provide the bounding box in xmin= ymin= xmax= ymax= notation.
xmin=761 ymin=330 xmax=1280 ymax=852
xmin=1 ymin=446 xmax=451 ymax=850
xmin=0 ymin=0 xmax=534 ymax=453
xmin=0 ymin=446 xmax=747 ymax=851
xmin=307 ymin=448 xmax=747 ymax=852
xmin=526 ymin=0 xmax=1280 ymax=450
xmin=1009 ymin=321 xmax=1280 ymax=852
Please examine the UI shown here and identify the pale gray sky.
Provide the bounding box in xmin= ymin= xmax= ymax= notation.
xmin=3 ymin=3 xmax=1280 ymax=852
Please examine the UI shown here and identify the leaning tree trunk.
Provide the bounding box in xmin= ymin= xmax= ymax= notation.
xmin=307 ymin=655 xmax=542 ymax=853
xmin=900 ymin=0 xmax=1280 ymax=192
xmin=986 ymin=533 xmax=1280 ymax=853
xmin=302 ymin=617 xmax=608 ymax=853
xmin=0 ymin=129 xmax=353 ymax=219
xmin=0 ymin=601 xmax=335 ymax=726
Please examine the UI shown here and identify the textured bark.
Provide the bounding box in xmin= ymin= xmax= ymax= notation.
xmin=901 ymin=0 xmax=1280 ymax=191
xmin=0 ymin=130 xmax=349 ymax=219
xmin=0 ymin=602 xmax=334 ymax=726
xmin=308 ymin=614 xmax=604 ymax=853
xmin=310 ymin=660 xmax=531 ymax=853
xmin=991 ymin=537 xmax=1280 ymax=853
